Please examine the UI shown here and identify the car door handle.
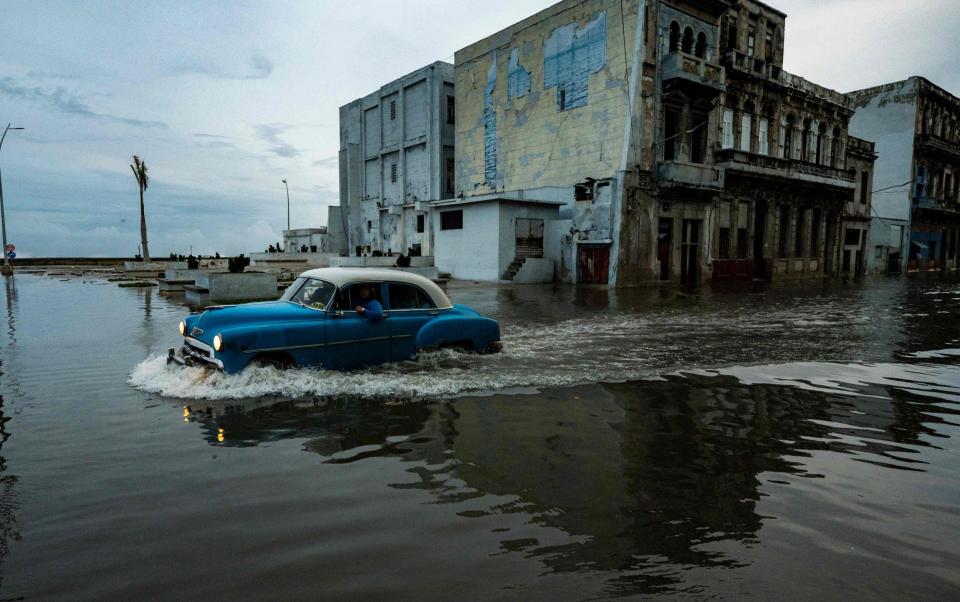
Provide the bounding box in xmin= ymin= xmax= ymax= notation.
xmin=428 ymin=310 xmax=439 ymax=315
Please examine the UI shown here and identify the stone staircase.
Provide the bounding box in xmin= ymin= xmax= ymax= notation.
xmin=500 ymin=256 xmax=527 ymax=281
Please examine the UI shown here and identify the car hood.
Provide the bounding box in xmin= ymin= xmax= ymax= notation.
xmin=194 ymin=300 xmax=316 ymax=335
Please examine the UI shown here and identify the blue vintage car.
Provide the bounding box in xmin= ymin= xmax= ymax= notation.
xmin=168 ymin=268 xmax=502 ymax=373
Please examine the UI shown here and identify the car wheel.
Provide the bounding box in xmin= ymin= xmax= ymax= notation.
xmin=253 ymin=353 xmax=295 ymax=370
xmin=441 ymin=341 xmax=474 ymax=353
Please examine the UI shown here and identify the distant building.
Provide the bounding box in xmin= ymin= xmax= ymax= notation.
xmin=339 ymin=62 xmax=456 ymax=257
xmin=454 ymin=0 xmax=876 ymax=285
xmin=847 ymin=77 xmax=960 ymax=274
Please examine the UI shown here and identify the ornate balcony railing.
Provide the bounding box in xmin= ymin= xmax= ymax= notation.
xmin=715 ymin=148 xmax=855 ymax=187
xmin=656 ymin=161 xmax=724 ymax=191
xmin=662 ymin=51 xmax=726 ymax=94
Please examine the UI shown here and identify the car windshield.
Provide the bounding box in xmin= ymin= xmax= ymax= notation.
xmin=283 ymin=278 xmax=336 ymax=310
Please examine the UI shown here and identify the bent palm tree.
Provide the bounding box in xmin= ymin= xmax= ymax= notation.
xmin=130 ymin=155 xmax=150 ymax=262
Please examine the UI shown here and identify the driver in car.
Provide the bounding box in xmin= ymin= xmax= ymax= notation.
xmin=353 ymin=285 xmax=384 ymax=321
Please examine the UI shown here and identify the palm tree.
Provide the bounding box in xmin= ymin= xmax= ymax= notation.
xmin=130 ymin=155 xmax=150 ymax=262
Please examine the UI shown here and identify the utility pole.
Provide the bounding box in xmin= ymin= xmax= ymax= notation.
xmin=282 ymin=178 xmax=291 ymax=231
xmin=0 ymin=123 xmax=25 ymax=277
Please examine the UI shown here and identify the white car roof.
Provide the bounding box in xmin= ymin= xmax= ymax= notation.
xmin=299 ymin=267 xmax=453 ymax=309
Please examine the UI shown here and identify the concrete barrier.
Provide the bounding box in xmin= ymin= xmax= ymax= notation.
xmin=185 ymin=272 xmax=279 ymax=305
xmin=329 ymin=256 xmax=435 ymax=268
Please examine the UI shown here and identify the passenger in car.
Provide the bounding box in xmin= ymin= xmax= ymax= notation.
xmin=353 ymin=285 xmax=384 ymax=321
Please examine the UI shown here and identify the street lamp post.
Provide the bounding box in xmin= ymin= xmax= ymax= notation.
xmin=282 ymin=178 xmax=291 ymax=232
xmin=0 ymin=123 xmax=26 ymax=276
xmin=283 ymin=178 xmax=290 ymax=230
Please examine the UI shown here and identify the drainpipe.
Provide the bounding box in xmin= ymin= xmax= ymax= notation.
xmin=610 ymin=0 xmax=648 ymax=286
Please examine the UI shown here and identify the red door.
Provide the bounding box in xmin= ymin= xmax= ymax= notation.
xmin=578 ymin=246 xmax=609 ymax=284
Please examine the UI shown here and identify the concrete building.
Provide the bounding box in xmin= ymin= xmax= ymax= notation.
xmin=454 ymin=0 xmax=875 ymax=285
xmin=339 ymin=62 xmax=456 ymax=258
xmin=848 ymin=77 xmax=960 ymax=274
xmin=432 ymin=196 xmax=563 ymax=282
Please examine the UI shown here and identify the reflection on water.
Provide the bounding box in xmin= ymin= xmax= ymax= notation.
xmin=178 ymin=358 xmax=960 ymax=597
xmin=1 ymin=273 xmax=959 ymax=598
xmin=0 ymin=276 xmax=19 ymax=592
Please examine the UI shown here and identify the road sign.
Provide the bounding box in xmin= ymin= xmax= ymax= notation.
xmin=3 ymin=244 xmax=13 ymax=253
xmin=6 ymin=251 xmax=15 ymax=260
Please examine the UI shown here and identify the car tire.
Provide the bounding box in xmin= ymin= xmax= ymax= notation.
xmin=253 ymin=353 xmax=296 ymax=370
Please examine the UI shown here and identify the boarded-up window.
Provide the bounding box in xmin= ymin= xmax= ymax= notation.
xmin=722 ymin=109 xmax=734 ymax=149
xmin=515 ymin=218 xmax=545 ymax=258
xmin=740 ymin=112 xmax=752 ymax=152
xmin=758 ymin=118 xmax=769 ymax=155
xmin=440 ymin=210 xmax=463 ymax=231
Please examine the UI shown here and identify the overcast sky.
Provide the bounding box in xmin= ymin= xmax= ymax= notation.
xmin=1 ymin=0 xmax=957 ymax=258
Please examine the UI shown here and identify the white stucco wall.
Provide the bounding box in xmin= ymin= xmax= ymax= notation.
xmin=848 ymin=79 xmax=918 ymax=221
xmin=433 ymin=203 xmax=502 ymax=281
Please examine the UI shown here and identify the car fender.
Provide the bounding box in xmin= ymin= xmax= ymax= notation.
xmin=415 ymin=314 xmax=501 ymax=351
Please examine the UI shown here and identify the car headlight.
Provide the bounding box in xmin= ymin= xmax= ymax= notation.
xmin=213 ymin=334 xmax=223 ymax=352
xmin=179 ymin=320 xmax=186 ymax=336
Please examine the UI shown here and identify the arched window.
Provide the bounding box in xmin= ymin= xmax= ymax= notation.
xmin=831 ymin=127 xmax=842 ymax=167
xmin=801 ymin=118 xmax=812 ymax=162
xmin=669 ymin=22 xmax=680 ymax=53
xmin=784 ymin=114 xmax=796 ymax=159
xmin=815 ymin=122 xmax=827 ymax=164
xmin=695 ymin=32 xmax=707 ymax=58
xmin=682 ymin=27 xmax=694 ymax=54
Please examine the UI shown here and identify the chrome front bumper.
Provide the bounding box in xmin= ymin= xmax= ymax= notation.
xmin=167 ymin=338 xmax=224 ymax=370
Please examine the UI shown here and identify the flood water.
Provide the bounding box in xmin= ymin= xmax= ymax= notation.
xmin=1 ymin=273 xmax=959 ymax=600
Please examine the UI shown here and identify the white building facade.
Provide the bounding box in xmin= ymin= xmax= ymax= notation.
xmin=339 ymin=62 xmax=456 ymax=258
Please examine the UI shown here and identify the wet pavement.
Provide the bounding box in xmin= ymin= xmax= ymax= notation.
xmin=1 ymin=273 xmax=959 ymax=599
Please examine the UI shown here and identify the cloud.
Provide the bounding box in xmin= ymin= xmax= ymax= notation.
xmin=312 ymin=156 xmax=339 ymax=168
xmin=0 ymin=77 xmax=166 ymax=128
xmin=254 ymin=123 xmax=300 ymax=158
xmin=174 ymin=53 xmax=274 ymax=80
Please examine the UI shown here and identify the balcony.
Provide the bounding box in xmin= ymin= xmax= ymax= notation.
xmin=916 ymin=133 xmax=960 ymax=159
xmin=914 ymin=195 xmax=960 ymax=214
xmin=715 ymin=148 xmax=856 ymax=189
xmin=656 ymin=161 xmax=724 ymax=191
xmin=662 ymin=51 xmax=725 ymax=96
xmin=721 ymin=50 xmax=851 ymax=109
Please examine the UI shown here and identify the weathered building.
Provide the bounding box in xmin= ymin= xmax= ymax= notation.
xmin=454 ymin=0 xmax=875 ymax=285
xmin=848 ymin=77 xmax=960 ymax=273
xmin=339 ymin=62 xmax=456 ymax=257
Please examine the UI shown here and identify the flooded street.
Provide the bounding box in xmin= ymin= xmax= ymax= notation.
xmin=1 ymin=273 xmax=959 ymax=599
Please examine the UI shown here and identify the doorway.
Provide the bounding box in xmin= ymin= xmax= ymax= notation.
xmin=680 ymin=219 xmax=701 ymax=286
xmin=753 ymin=199 xmax=767 ymax=278
xmin=657 ymin=218 xmax=672 ymax=281
xmin=824 ymin=211 xmax=838 ymax=274
xmin=577 ymin=246 xmax=610 ymax=285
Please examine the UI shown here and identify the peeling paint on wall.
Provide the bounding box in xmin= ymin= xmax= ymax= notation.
xmin=543 ymin=12 xmax=607 ymax=112
xmin=484 ymin=54 xmax=498 ymax=184
xmin=508 ymin=47 xmax=532 ymax=105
